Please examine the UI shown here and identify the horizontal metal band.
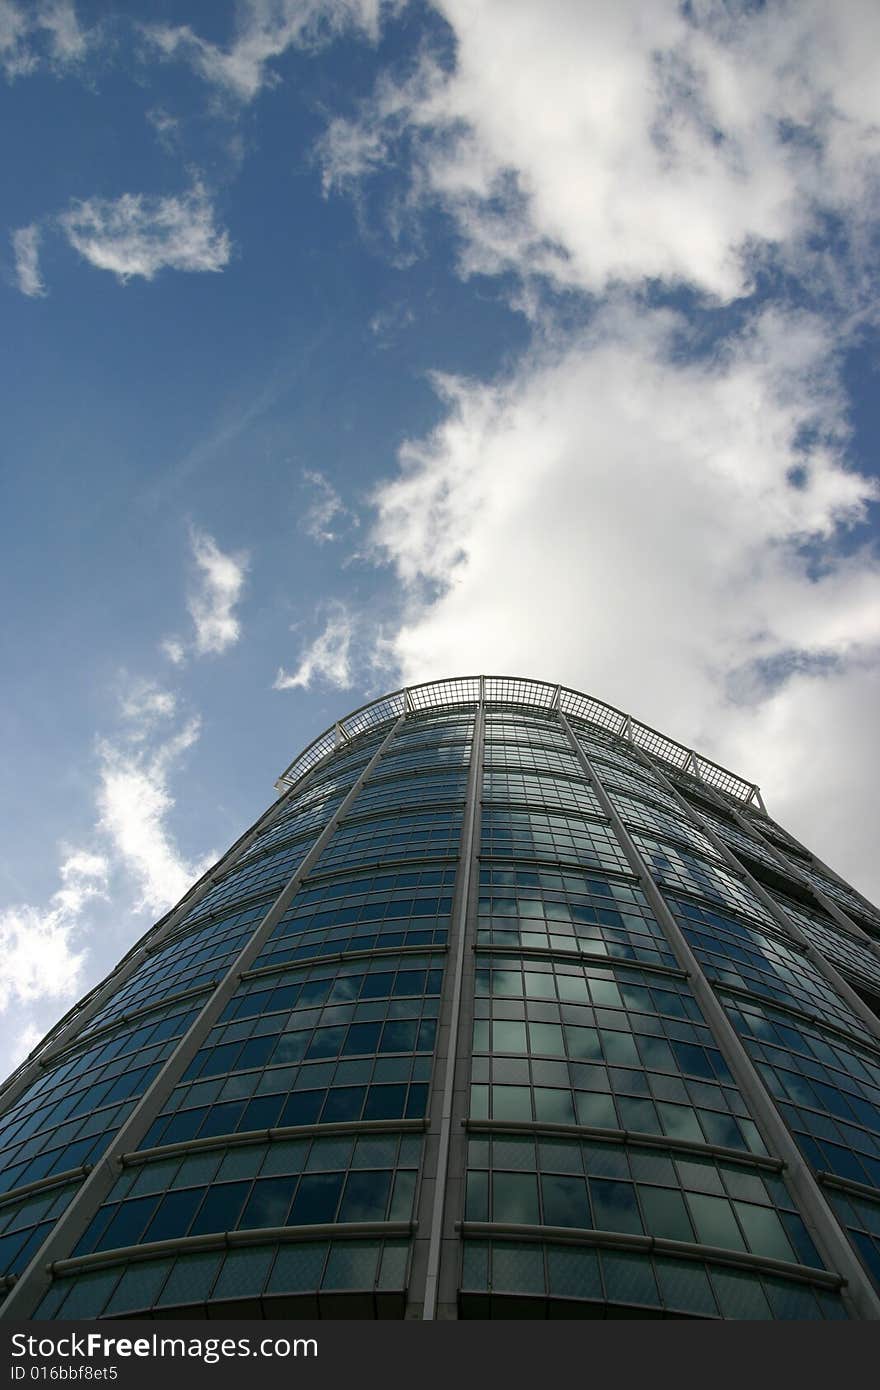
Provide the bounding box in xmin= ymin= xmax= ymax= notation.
xmin=241 ymin=942 xmax=448 ymax=982
xmin=51 ymin=1221 xmax=418 ymax=1277
xmin=0 ymin=1166 xmax=91 ymax=1212
xmin=463 ymin=1118 xmax=784 ymax=1171
xmin=458 ymin=1221 xmax=843 ymax=1289
xmin=45 ymin=986 xmax=217 ymax=1064
xmin=816 ymin=1170 xmax=880 ymax=1204
xmin=123 ymin=1116 xmax=430 ymax=1167
xmin=471 ymin=942 xmax=688 ymax=979
xmin=713 ymin=981 xmax=880 ymax=1058
xmin=477 ymin=849 xmax=643 ymax=881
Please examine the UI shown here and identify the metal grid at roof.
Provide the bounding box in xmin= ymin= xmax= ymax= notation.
xmin=407 ymin=676 xmax=480 ymax=711
xmin=484 ymin=675 xmax=557 ymax=710
xmin=274 ymin=675 xmax=763 ymax=808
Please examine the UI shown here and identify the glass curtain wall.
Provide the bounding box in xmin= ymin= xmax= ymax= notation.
xmin=1 ymin=678 xmax=879 ymax=1321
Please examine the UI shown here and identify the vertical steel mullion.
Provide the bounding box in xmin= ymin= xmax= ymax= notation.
xmin=0 ymin=768 xmax=329 ymax=1118
xmin=629 ymin=756 xmax=880 ymax=1049
xmin=663 ymin=778 xmax=880 ymax=955
xmin=725 ymin=805 xmax=880 ymax=961
xmin=791 ymin=837 xmax=880 ymax=928
xmin=420 ymin=698 xmax=485 ymax=1320
xmin=559 ymin=712 xmax=880 ymax=1320
xmin=0 ymin=716 xmax=404 ymax=1320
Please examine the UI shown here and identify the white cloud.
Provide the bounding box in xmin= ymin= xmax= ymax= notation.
xmin=187 ymin=526 xmax=249 ymax=657
xmin=0 ymin=1 xmax=30 ymax=78
xmin=160 ymin=637 xmax=186 ymax=666
xmin=163 ymin=528 xmax=249 ymax=663
xmin=275 ymin=601 xmax=354 ymax=691
xmin=145 ymin=0 xmax=389 ymax=104
xmin=0 ymin=0 xmax=89 ymax=79
xmin=300 ymin=469 xmax=359 ymax=544
xmin=0 ymin=666 xmax=219 ymax=1058
xmin=96 ymin=716 xmax=215 ymax=916
xmin=0 ymin=846 xmax=107 ymax=1014
xmin=370 ymin=302 xmax=880 ymax=901
xmin=320 ymin=111 xmax=390 ymax=194
xmin=319 ymin=0 xmax=880 ymax=307
xmin=0 ymin=664 xmax=220 ymax=1063
xmin=369 ymin=300 xmax=415 ymax=347
xmin=11 ymin=223 xmax=45 ymax=297
xmin=319 ymin=0 xmax=880 ymax=905
xmin=7 ymin=1021 xmax=43 ymax=1071
xmin=723 ymin=659 xmax=880 ymax=904
xmin=146 ymin=107 xmax=180 ymax=153
xmin=38 ymin=0 xmax=87 ymax=64
xmin=59 ymin=182 xmax=231 ymax=282
xmin=119 ymin=677 xmax=177 ymax=732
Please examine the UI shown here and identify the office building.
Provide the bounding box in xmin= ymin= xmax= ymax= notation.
xmin=2 ymin=676 xmax=880 ymax=1319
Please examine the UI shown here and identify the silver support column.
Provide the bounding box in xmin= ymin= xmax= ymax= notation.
xmin=1 ymin=716 xmax=404 ymax=1320
xmin=558 ymin=712 xmax=880 ymax=1320
xmin=641 ymin=772 xmax=880 ymax=961
xmin=726 ymin=804 xmax=880 ymax=962
xmin=629 ymin=755 xmax=880 ymax=1048
xmin=775 ymin=827 xmax=880 ymax=930
xmin=419 ymin=698 xmax=485 ymax=1321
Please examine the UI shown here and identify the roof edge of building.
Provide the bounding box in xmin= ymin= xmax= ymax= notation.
xmin=274 ymin=674 xmax=763 ymax=811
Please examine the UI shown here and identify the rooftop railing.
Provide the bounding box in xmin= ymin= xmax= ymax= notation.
xmin=275 ymin=675 xmax=765 ymax=809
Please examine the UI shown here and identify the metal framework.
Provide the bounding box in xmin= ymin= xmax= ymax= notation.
xmin=274 ymin=675 xmax=765 ymax=809
xmin=562 ymin=717 xmax=880 ymax=1320
xmin=3 ymin=676 xmax=880 ymax=1321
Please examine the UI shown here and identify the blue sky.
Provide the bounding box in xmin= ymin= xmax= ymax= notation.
xmin=2 ymin=0 xmax=879 ymax=1070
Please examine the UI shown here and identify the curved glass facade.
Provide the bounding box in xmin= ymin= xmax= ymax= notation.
xmin=2 ymin=676 xmax=880 ymax=1320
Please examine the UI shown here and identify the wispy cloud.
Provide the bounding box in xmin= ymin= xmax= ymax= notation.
xmin=0 ymin=0 xmax=30 ymax=78
xmin=188 ymin=526 xmax=249 ymax=656
xmin=300 ymin=469 xmax=359 ymax=544
xmin=275 ymin=601 xmax=354 ymax=691
xmin=162 ymin=527 xmax=249 ymax=664
xmin=0 ymin=669 xmax=212 ymax=1043
xmin=0 ymin=0 xmax=90 ymax=80
xmin=97 ymin=711 xmax=214 ymax=916
xmin=8 ymin=1021 xmax=43 ymax=1071
xmin=143 ymin=1 xmax=388 ymax=104
xmin=318 ymin=1 xmax=880 ymax=311
xmin=59 ymin=182 xmax=231 ymax=282
xmin=146 ymin=107 xmax=180 ymax=153
xmin=319 ymin=110 xmax=389 ymax=194
xmin=38 ymin=0 xmax=88 ymax=64
xmin=118 ymin=677 xmax=177 ymax=733
xmin=160 ymin=637 xmax=186 ymax=667
xmin=369 ymin=300 xmax=415 ymax=348
xmin=10 ymin=223 xmax=46 ymax=297
xmin=0 ymin=848 xmax=107 ymax=1014
xmin=95 ymin=676 xmax=217 ymax=918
